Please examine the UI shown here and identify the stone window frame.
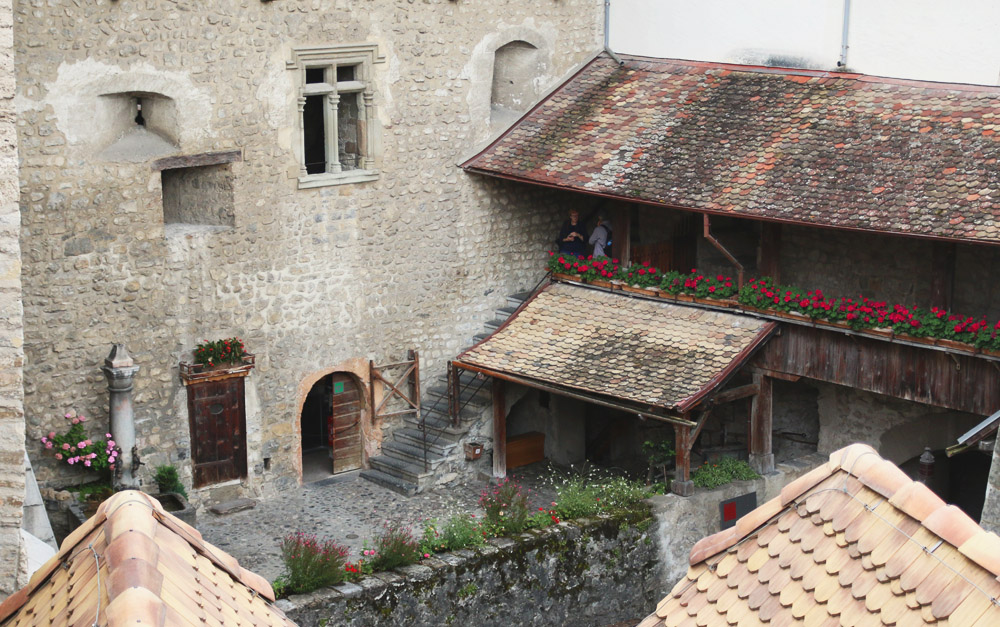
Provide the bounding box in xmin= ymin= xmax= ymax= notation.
xmin=287 ymin=43 xmax=384 ymax=189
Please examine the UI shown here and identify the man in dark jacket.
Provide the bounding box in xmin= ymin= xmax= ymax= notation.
xmin=557 ymin=210 xmax=588 ymax=256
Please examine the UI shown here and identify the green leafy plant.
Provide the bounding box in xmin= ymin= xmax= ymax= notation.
xmin=194 ymin=337 xmax=247 ymax=369
xmin=527 ymin=506 xmax=561 ymax=529
xmin=479 ymin=478 xmax=530 ymax=536
xmin=553 ymin=474 xmax=600 ymax=520
xmin=595 ymin=476 xmax=649 ymax=515
xmin=420 ymin=514 xmax=487 ymax=554
xmin=692 ymin=456 xmax=759 ymax=489
xmin=153 ymin=464 xmax=187 ymax=499
xmin=365 ymin=522 xmax=421 ymax=571
xmin=642 ymin=435 xmax=675 ymax=485
xmin=39 ymin=410 xmax=120 ymax=479
xmin=278 ymin=532 xmax=350 ymax=594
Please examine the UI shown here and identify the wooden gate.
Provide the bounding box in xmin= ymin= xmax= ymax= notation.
xmin=188 ymin=378 xmax=247 ymax=488
xmin=370 ymin=350 xmax=422 ymax=462
xmin=329 ymin=373 xmax=363 ymax=474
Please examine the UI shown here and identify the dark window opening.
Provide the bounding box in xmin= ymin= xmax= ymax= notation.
xmin=305 ymin=67 xmax=325 ymax=84
xmin=303 ymin=95 xmax=326 ymax=175
xmin=336 ymin=65 xmax=356 ymax=82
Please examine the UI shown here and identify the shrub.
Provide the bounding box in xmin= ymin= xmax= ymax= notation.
xmin=692 ymin=457 xmax=759 ymax=489
xmin=420 ymin=513 xmax=486 ymax=554
xmin=279 ymin=532 xmax=350 ymax=594
xmin=479 ymin=478 xmax=530 ymax=536
xmin=553 ymin=474 xmax=600 ymax=520
xmin=366 ymin=522 xmax=421 ymax=571
xmin=527 ymin=507 xmax=561 ymax=529
xmin=595 ymin=476 xmax=648 ymax=515
xmin=153 ymin=465 xmax=187 ymax=499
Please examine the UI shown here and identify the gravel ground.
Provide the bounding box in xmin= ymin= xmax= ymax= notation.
xmin=198 ymin=463 xmax=558 ymax=582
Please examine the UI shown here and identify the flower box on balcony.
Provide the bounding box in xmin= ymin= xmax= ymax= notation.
xmin=179 ymin=353 xmax=255 ymax=386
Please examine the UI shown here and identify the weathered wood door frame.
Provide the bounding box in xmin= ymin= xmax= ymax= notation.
xmin=187 ymin=377 xmax=248 ymax=488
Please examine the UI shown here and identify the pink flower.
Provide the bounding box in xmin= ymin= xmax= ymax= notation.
xmin=108 ymin=440 xmax=116 ymax=447
xmin=84 ymin=460 xmax=91 ymax=467
xmin=67 ymin=458 xmax=75 ymax=465
xmin=423 ymin=553 xmax=430 ymax=558
xmin=54 ymin=454 xmax=62 ymax=460
xmin=106 ymin=433 xmax=112 ymax=439
xmin=77 ymin=441 xmax=86 ymax=449
xmin=79 ymin=415 xmax=86 ymax=422
xmin=45 ymin=441 xmax=52 ymax=449
xmin=61 ymin=443 xmax=70 ymax=450
xmin=71 ymin=418 xmax=79 ymax=425
xmin=48 ymin=431 xmax=55 ymax=439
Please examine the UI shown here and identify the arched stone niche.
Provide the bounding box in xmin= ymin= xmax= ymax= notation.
xmin=32 ymin=59 xmax=212 ymax=160
xmin=465 ymin=25 xmax=556 ymax=141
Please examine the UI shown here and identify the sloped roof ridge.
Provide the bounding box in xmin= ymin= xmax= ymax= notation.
xmin=0 ymin=490 xmax=287 ymax=626
xmin=617 ymin=53 xmax=1000 ymax=94
xmin=687 ymin=443 xmax=1000 ymax=582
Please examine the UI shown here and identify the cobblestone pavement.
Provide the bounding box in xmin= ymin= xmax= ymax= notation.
xmin=198 ymin=464 xmax=558 ymax=582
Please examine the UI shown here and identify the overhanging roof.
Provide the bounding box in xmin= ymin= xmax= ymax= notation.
xmin=463 ymin=53 xmax=1000 ymax=245
xmin=641 ymin=444 xmax=1000 ymax=626
xmin=454 ymin=282 xmax=775 ymax=419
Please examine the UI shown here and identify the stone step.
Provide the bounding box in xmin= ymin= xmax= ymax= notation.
xmin=424 ymin=383 xmax=491 ymax=407
xmin=382 ymin=439 xmax=448 ymax=469
xmin=483 ymin=318 xmax=507 ymax=331
xmin=368 ymin=455 xmax=434 ymax=485
xmin=496 ymin=305 xmax=518 ymax=320
xmin=393 ymin=428 xmax=458 ymax=457
xmin=359 ymin=469 xmax=418 ymax=497
xmin=403 ymin=414 xmax=465 ymax=444
xmin=508 ymin=291 xmax=532 ymax=308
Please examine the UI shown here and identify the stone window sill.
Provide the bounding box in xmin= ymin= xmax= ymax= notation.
xmin=298 ymin=169 xmax=379 ymax=189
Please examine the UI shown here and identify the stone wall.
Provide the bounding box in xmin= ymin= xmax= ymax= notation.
xmin=0 ymin=0 xmax=23 ymax=597
xmin=14 ymin=1 xmax=603 ymax=498
xmin=279 ymin=513 xmax=661 ymax=627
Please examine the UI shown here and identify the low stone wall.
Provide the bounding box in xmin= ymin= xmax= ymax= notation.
xmin=278 ymin=513 xmax=661 ymax=627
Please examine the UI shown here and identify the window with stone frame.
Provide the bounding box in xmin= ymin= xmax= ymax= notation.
xmin=288 ymin=44 xmax=384 ymax=189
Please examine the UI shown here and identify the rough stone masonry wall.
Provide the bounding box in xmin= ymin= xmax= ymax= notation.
xmin=14 ymin=1 xmax=602 ymax=497
xmin=280 ymin=514 xmax=661 ymax=627
xmin=0 ymin=0 xmax=24 ymax=598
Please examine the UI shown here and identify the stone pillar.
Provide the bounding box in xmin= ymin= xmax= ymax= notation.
xmin=101 ymin=345 xmax=140 ymax=489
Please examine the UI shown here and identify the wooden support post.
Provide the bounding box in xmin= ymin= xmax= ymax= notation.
xmin=759 ymin=222 xmax=781 ymax=281
xmin=611 ymin=205 xmax=631 ymax=265
xmin=749 ymin=372 xmax=774 ymax=474
xmin=672 ymin=424 xmax=694 ymax=496
xmin=929 ymin=242 xmax=956 ymax=311
xmin=492 ymin=377 xmax=506 ymax=480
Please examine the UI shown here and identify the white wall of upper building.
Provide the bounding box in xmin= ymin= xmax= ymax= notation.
xmin=608 ymin=0 xmax=1000 ymax=86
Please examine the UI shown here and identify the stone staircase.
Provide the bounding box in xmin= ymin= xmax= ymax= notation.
xmin=359 ymin=290 xmax=532 ymax=496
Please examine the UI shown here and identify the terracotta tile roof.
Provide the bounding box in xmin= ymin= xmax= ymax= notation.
xmin=641 ymin=443 xmax=1000 ymax=627
xmin=455 ymin=282 xmax=775 ymax=413
xmin=463 ymin=54 xmax=1000 ymax=244
xmin=0 ymin=490 xmax=296 ymax=627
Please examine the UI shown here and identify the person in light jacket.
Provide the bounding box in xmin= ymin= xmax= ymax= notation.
xmin=589 ymin=215 xmax=612 ymax=258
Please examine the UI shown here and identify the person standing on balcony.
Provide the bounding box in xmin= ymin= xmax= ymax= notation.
xmin=557 ymin=209 xmax=588 ymax=256
xmin=589 ymin=214 xmax=611 ymax=258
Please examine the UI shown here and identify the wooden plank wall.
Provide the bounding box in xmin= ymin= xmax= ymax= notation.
xmin=753 ymin=325 xmax=1000 ymax=416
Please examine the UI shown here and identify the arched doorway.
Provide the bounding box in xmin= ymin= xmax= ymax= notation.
xmin=301 ymin=372 xmax=364 ymax=481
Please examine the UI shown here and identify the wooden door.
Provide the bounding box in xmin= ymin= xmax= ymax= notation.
xmin=188 ymin=378 xmax=247 ymax=488
xmin=328 ymin=373 xmax=362 ymax=474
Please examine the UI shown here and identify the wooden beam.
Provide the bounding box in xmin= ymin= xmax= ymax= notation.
xmin=710 ymin=383 xmax=759 ymax=405
xmin=749 ymin=373 xmax=774 ymax=474
xmin=611 ymin=205 xmax=630 ymax=265
xmin=759 ymin=222 xmax=782 ymax=281
xmin=750 ymin=367 xmax=800 ymax=383
xmin=492 ymin=377 xmax=507 ymax=480
xmin=929 ymin=242 xmax=956 ymax=311
xmin=151 ymin=149 xmax=242 ymax=171
xmin=672 ymin=424 xmax=693 ymax=496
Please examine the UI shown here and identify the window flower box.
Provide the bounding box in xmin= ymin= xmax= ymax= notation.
xmin=180 ymin=353 xmax=255 ymax=386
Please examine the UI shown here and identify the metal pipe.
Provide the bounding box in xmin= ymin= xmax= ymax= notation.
xmin=838 ymin=0 xmax=851 ymax=69
xmin=702 ymin=214 xmax=745 ymax=288
xmin=603 ymin=0 xmax=624 ymax=66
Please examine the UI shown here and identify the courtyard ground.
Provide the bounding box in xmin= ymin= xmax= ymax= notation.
xmin=198 ymin=463 xmax=559 ymax=582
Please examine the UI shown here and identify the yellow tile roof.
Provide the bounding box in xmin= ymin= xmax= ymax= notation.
xmin=642 ymin=444 xmax=1000 ymax=626
xmin=0 ymin=491 xmax=296 ymax=627
xmin=456 ymin=282 xmax=775 ymax=413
